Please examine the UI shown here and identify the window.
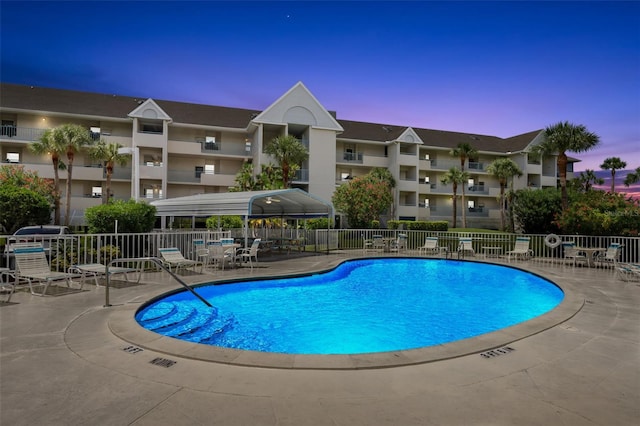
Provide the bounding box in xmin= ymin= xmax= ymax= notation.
xmin=6 ymin=152 xmax=19 ymax=163
xmin=1 ymin=120 xmax=16 ymax=137
xmin=424 ymin=176 xmax=430 ymax=184
xmin=424 ymin=154 xmax=430 ymax=160
xmin=424 ymin=199 xmax=430 ymax=208
xmin=195 ymin=166 xmax=204 ymax=178
xmin=145 ymin=187 xmax=162 ymax=199
xmin=91 ymin=186 xmax=102 ymax=198
xmin=468 ymin=178 xmax=475 ymax=190
xmin=245 ymin=139 xmax=251 ymax=153
xmin=204 ymin=136 xmax=218 ymax=151
xmin=204 ymin=164 xmax=215 ymax=175
xmin=90 ymin=126 xmax=101 ymax=140
xmin=139 ymin=120 xmax=163 ymax=134
xmin=341 ymin=172 xmax=351 ymax=181
xmin=468 ymin=200 xmax=475 ymax=209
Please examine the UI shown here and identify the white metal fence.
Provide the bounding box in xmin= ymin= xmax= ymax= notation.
xmin=2 ymin=229 xmax=638 ymax=272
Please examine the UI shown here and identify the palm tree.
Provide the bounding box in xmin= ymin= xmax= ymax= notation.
xmin=264 ymin=135 xmax=309 ymax=188
xmin=574 ymin=169 xmax=604 ymax=192
xmin=450 ymin=143 xmax=478 ymax=171
xmin=440 ymin=167 xmax=469 ymax=228
xmin=56 ymin=124 xmax=95 ymax=225
xmin=230 ymin=163 xmax=257 ymax=192
xmin=89 ymin=141 xmax=129 ymax=203
xmin=486 ymin=158 xmax=523 ymax=231
xmin=600 ymin=157 xmax=627 ymax=193
xmin=530 ymin=121 xmax=600 ymax=211
xmin=623 ymin=166 xmax=640 ymax=187
xmin=29 ymin=129 xmax=65 ymax=224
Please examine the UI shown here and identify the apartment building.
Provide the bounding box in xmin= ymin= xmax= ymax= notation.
xmin=0 ymin=81 xmax=572 ymax=228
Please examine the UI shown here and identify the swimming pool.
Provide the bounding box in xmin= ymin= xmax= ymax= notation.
xmin=135 ymin=258 xmax=564 ymax=355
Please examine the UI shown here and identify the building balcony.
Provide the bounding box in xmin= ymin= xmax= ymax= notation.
xmin=0 ymin=125 xmax=46 ymax=142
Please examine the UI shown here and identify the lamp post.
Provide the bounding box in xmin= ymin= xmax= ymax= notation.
xmin=117 ymin=146 xmax=140 ymax=200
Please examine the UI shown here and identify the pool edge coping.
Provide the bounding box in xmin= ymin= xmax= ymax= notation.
xmin=108 ymin=258 xmax=585 ymax=370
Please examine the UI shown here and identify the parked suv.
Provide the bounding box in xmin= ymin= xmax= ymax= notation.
xmin=7 ymin=225 xmax=72 ymax=252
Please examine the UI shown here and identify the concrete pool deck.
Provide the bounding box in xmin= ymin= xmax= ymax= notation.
xmin=1 ymin=252 xmax=638 ymax=425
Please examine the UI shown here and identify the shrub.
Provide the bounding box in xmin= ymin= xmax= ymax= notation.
xmin=0 ymin=185 xmax=52 ymax=233
xmin=85 ymin=200 xmax=156 ymax=233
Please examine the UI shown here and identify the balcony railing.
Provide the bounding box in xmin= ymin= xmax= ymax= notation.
xmin=0 ymin=125 xmax=46 ymax=142
xmin=293 ymin=169 xmax=309 ymax=182
xmin=337 ymin=152 xmax=364 ymax=163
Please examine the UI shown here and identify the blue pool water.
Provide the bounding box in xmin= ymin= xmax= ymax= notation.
xmin=136 ymin=258 xmax=564 ymax=355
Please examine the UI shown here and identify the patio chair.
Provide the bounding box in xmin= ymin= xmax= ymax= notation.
xmin=616 ymin=263 xmax=640 ymax=282
xmin=595 ymin=243 xmax=622 ymax=269
xmin=372 ymin=235 xmax=385 ymax=252
xmin=418 ymin=237 xmax=441 ymax=256
xmin=457 ymin=237 xmax=475 ymax=258
xmin=236 ymin=238 xmax=261 ymax=269
xmin=506 ymin=237 xmax=534 ymax=261
xmin=562 ymin=242 xmax=588 ymax=267
xmin=158 ymin=247 xmax=201 ymax=272
xmin=14 ymin=246 xmax=81 ymax=296
xmin=207 ymin=242 xmax=235 ymax=271
xmin=390 ymin=234 xmax=407 ymax=253
xmin=68 ymin=262 xmax=142 ymax=287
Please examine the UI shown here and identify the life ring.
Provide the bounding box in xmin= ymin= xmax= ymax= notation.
xmin=544 ymin=234 xmax=561 ymax=248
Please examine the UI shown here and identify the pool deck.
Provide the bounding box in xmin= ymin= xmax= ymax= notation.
xmin=1 ymin=252 xmax=639 ymax=425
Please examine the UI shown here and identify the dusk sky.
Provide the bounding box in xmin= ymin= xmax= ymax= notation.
xmin=1 ymin=1 xmax=639 ymax=181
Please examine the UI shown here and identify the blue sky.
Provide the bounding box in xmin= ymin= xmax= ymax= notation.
xmin=2 ymin=1 xmax=639 ymax=179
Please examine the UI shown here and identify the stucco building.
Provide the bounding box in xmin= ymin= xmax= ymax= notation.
xmin=0 ymin=81 xmax=573 ymax=228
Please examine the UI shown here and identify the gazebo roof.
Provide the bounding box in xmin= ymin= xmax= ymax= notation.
xmin=150 ymin=189 xmax=334 ymax=219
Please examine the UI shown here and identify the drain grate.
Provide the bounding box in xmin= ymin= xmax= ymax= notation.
xmin=123 ymin=345 xmax=144 ymax=354
xmin=480 ymin=346 xmax=515 ymax=359
xmin=150 ymin=357 xmax=177 ymax=368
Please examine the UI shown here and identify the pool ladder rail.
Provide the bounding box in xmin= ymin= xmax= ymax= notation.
xmin=104 ymin=257 xmax=212 ymax=308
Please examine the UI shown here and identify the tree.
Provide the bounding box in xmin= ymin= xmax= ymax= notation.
xmin=57 ymin=124 xmax=95 ymax=225
xmin=512 ymin=188 xmax=562 ymax=234
xmin=0 ymin=186 xmax=52 ymax=234
xmin=369 ymin=167 xmax=396 ymax=219
xmin=229 ymin=163 xmax=258 ymax=192
xmin=440 ymin=167 xmax=469 ymax=229
xmin=530 ymin=121 xmax=600 ymax=211
xmin=487 ymin=158 xmax=523 ymax=231
xmin=84 ymin=200 xmax=156 ymax=233
xmin=30 ymin=128 xmax=65 ymax=224
xmin=89 ymin=141 xmax=130 ymax=203
xmin=600 ymin=157 xmax=627 ymax=193
xmin=623 ymin=166 xmax=640 ymax=187
xmin=450 ymin=143 xmax=478 ymax=170
xmin=0 ymin=165 xmax=56 ymax=205
xmin=332 ymin=173 xmax=393 ymax=228
xmin=571 ymin=169 xmax=604 ymax=192
xmin=264 ymin=135 xmax=309 ymax=188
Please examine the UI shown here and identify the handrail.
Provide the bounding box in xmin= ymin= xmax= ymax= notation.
xmin=104 ymin=257 xmax=212 ymax=308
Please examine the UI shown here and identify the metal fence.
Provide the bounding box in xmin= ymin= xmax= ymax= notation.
xmin=2 ymin=229 xmax=638 ymax=272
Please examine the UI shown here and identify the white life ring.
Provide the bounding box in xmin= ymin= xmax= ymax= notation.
xmin=545 ymin=233 xmax=561 ymax=248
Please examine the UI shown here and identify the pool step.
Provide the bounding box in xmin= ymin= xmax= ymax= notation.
xmin=181 ymin=314 xmax=237 ymax=344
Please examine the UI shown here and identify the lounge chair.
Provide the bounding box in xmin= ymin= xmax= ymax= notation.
xmin=68 ymin=262 xmax=142 ymax=287
xmin=158 ymin=247 xmax=201 ymax=272
xmin=506 ymin=237 xmax=534 ymax=261
xmin=616 ymin=263 xmax=640 ymax=282
xmin=595 ymin=243 xmax=621 ymax=269
xmin=418 ymin=237 xmax=441 ymax=256
xmin=14 ymin=246 xmax=81 ymax=296
xmin=236 ymin=238 xmax=261 ymax=269
xmin=562 ymin=242 xmax=588 ymax=267
xmin=457 ymin=237 xmax=475 ymax=258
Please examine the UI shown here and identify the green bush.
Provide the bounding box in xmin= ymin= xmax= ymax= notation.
xmin=387 ymin=220 xmax=448 ymax=231
xmin=304 ymin=218 xmax=333 ymax=229
xmin=0 ymin=185 xmax=52 ymax=233
xmin=206 ymin=215 xmax=244 ymax=230
xmin=85 ymin=200 xmax=156 ymax=233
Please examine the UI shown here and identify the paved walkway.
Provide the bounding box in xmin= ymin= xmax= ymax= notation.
xmin=1 ymin=253 xmax=638 ymax=425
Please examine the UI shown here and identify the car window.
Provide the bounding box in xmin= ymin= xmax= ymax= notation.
xmin=14 ymin=228 xmax=67 ymax=235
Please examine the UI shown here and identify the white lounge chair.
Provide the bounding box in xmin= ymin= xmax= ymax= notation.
xmin=506 ymin=237 xmax=534 ymax=261
xmin=595 ymin=243 xmax=621 ymax=269
xmin=236 ymin=238 xmax=261 ymax=269
xmin=158 ymin=247 xmax=201 ymax=272
xmin=616 ymin=263 xmax=640 ymax=282
xmin=457 ymin=237 xmax=475 ymax=258
xmin=14 ymin=246 xmax=81 ymax=296
xmin=418 ymin=237 xmax=441 ymax=256
xmin=68 ymin=262 xmax=142 ymax=287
